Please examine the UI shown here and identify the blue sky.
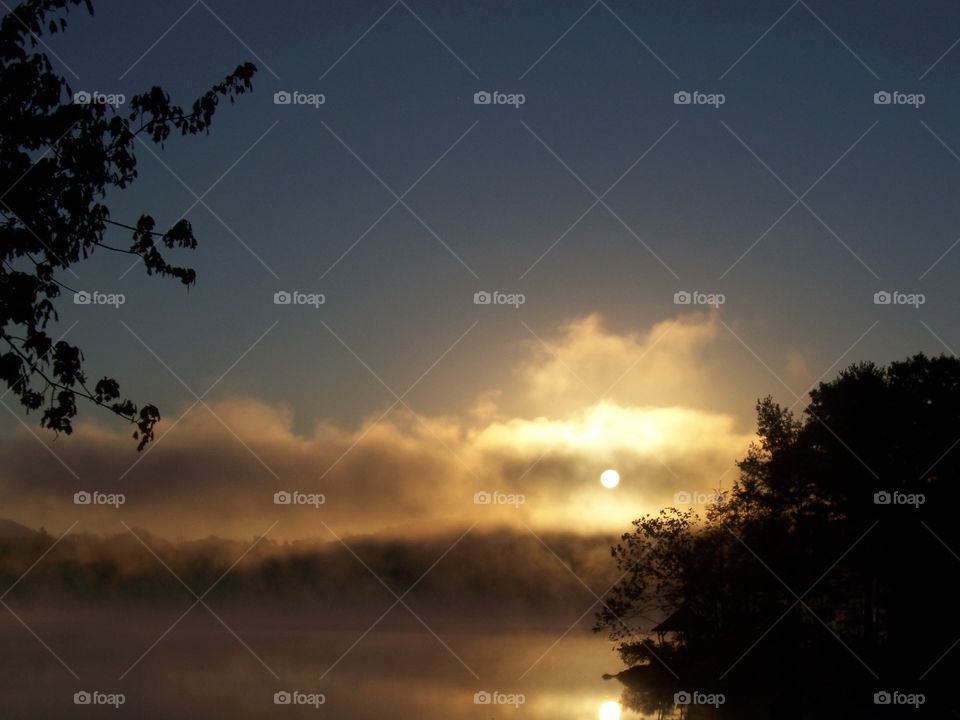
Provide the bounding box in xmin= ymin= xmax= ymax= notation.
xmin=22 ymin=1 xmax=960 ymax=427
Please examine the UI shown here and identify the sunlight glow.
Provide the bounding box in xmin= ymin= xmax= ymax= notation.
xmin=598 ymin=700 xmax=621 ymax=720
xmin=600 ymin=469 xmax=620 ymax=488
xmin=474 ymin=401 xmax=746 ymax=458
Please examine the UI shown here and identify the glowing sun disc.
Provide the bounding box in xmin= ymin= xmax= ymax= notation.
xmin=600 ymin=469 xmax=620 ymax=488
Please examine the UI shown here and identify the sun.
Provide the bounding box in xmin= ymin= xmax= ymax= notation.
xmin=598 ymin=700 xmax=621 ymax=720
xmin=600 ymin=468 xmax=620 ymax=488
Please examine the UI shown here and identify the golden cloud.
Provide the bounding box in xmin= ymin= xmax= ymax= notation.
xmin=0 ymin=313 xmax=754 ymax=540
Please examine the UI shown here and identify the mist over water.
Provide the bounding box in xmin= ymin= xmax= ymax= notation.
xmin=0 ymin=609 xmax=654 ymax=719
xmin=0 ymin=526 xmax=662 ymax=718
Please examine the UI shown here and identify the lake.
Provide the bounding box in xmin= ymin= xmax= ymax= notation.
xmin=0 ymin=607 xmax=681 ymax=718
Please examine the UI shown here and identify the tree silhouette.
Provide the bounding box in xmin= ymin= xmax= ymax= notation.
xmin=597 ymin=354 xmax=960 ymax=713
xmin=0 ymin=0 xmax=256 ymax=448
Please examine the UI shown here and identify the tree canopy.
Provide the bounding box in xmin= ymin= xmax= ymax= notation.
xmin=1 ymin=0 xmax=256 ymax=448
xmin=597 ymin=354 xmax=960 ymax=714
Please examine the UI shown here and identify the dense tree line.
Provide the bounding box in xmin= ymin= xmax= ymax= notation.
xmin=597 ymin=354 xmax=960 ymax=716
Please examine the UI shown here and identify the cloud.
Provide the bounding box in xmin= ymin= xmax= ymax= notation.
xmin=517 ymin=312 xmax=722 ymax=412
xmin=0 ymin=313 xmax=754 ymax=540
xmin=784 ymin=348 xmax=813 ymax=390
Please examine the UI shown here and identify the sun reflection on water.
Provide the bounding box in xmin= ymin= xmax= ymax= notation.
xmin=599 ymin=700 xmax=621 ymax=720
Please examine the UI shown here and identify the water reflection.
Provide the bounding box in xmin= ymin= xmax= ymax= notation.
xmin=598 ymin=700 xmax=622 ymax=720
xmin=0 ymin=608 xmax=667 ymax=719
xmin=0 ymin=607 xmax=887 ymax=718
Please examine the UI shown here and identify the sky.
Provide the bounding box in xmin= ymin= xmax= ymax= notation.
xmin=4 ymin=0 xmax=960 ymax=540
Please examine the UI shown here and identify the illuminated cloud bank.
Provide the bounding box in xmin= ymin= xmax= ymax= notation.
xmin=0 ymin=313 xmax=754 ymax=539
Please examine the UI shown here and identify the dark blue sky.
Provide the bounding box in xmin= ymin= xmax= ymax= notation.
xmin=11 ymin=0 xmax=960 ymax=434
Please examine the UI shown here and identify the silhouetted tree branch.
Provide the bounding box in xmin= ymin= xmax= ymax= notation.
xmin=0 ymin=0 xmax=257 ymax=448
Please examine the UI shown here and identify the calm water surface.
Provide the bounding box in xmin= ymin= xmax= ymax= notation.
xmin=0 ymin=608 xmax=680 ymax=719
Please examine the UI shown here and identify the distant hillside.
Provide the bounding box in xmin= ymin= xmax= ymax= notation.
xmin=0 ymin=525 xmax=617 ymax=618
xmin=0 ymin=518 xmax=37 ymax=539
